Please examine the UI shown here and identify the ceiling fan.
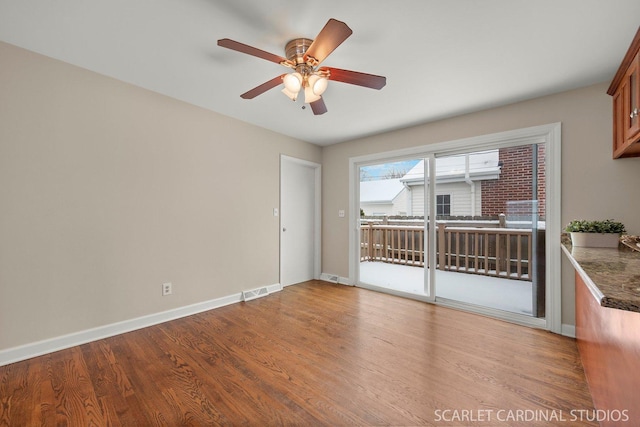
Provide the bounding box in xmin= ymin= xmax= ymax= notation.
xmin=217 ymin=18 xmax=386 ymax=115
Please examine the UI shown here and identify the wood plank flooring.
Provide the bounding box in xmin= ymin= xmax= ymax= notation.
xmin=1 ymin=281 xmax=596 ymax=426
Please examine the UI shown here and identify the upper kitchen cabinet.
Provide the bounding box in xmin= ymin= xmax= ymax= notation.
xmin=608 ymin=26 xmax=640 ymax=158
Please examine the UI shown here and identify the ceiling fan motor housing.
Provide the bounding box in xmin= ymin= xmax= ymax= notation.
xmin=285 ymin=38 xmax=314 ymax=65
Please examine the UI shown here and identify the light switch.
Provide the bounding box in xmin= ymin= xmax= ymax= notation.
xmin=273 ymin=208 xmax=279 ymax=217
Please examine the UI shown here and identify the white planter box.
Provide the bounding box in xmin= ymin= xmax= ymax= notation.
xmin=570 ymin=232 xmax=620 ymax=248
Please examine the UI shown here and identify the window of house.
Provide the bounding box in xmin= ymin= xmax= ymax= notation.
xmin=436 ymin=194 xmax=451 ymax=216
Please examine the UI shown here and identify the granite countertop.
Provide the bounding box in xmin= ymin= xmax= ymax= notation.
xmin=561 ymin=237 xmax=640 ymax=313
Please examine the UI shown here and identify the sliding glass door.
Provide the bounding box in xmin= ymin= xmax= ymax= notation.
xmin=433 ymin=145 xmax=545 ymax=319
xmin=358 ymin=158 xmax=430 ymax=297
xmin=355 ymin=137 xmax=550 ymax=325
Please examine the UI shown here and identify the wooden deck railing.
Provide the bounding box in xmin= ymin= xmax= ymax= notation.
xmin=361 ymin=224 xmax=425 ymax=267
xmin=360 ymin=222 xmax=533 ymax=281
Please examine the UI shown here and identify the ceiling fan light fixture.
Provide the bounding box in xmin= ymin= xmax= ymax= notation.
xmin=283 ymin=72 xmax=302 ymax=93
xmin=304 ymin=86 xmax=321 ymax=104
xmin=308 ymin=74 xmax=328 ymax=96
xmin=281 ymin=87 xmax=298 ymax=101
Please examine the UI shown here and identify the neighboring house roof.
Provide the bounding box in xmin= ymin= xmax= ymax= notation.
xmin=360 ymin=179 xmax=405 ymax=204
xmin=400 ymin=151 xmax=501 ymax=185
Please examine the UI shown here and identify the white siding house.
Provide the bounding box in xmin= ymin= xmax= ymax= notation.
xmin=400 ymin=151 xmax=501 ymax=216
xmin=360 ymin=179 xmax=408 ymax=216
xmin=406 ymin=181 xmax=483 ymax=216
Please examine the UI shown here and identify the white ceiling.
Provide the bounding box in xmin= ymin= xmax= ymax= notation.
xmin=1 ymin=1 xmax=639 ymax=146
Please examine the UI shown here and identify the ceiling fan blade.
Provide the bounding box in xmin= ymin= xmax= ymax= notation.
xmin=322 ymin=67 xmax=387 ymax=90
xmin=304 ymin=19 xmax=353 ymax=65
xmin=240 ymin=75 xmax=285 ymax=99
xmin=218 ymin=38 xmax=287 ymax=65
xmin=310 ymin=97 xmax=327 ymax=115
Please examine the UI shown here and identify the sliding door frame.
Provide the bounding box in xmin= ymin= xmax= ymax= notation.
xmin=348 ymin=123 xmax=562 ymax=333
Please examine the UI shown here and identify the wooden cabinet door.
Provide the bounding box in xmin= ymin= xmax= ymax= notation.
xmin=608 ymin=27 xmax=640 ymax=158
xmin=613 ymin=88 xmax=625 ymax=154
xmin=625 ymin=52 xmax=640 ymax=141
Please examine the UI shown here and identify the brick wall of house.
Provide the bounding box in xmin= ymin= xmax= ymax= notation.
xmin=481 ymin=145 xmax=546 ymax=218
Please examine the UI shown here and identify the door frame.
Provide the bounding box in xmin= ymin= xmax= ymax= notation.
xmin=348 ymin=123 xmax=562 ymax=333
xmin=280 ymin=155 xmax=322 ymax=286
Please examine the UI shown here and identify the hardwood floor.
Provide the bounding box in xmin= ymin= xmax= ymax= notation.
xmin=1 ymin=281 xmax=596 ymax=426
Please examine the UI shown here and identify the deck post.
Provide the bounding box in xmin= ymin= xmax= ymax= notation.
xmin=438 ymin=223 xmax=446 ymax=270
xmin=498 ymin=214 xmax=507 ymax=272
xmin=367 ymin=222 xmax=374 ymax=261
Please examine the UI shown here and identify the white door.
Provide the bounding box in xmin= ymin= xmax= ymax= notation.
xmin=280 ymin=156 xmax=319 ymax=286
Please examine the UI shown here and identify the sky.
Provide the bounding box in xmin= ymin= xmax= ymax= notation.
xmin=360 ymin=159 xmax=420 ymax=181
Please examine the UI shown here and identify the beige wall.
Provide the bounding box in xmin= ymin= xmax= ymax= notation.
xmin=0 ymin=42 xmax=321 ymax=350
xmin=322 ymin=83 xmax=640 ymax=326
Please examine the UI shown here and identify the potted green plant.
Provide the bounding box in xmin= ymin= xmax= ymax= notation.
xmin=564 ymin=219 xmax=626 ymax=248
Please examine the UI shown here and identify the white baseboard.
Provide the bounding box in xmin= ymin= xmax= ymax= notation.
xmin=320 ymin=273 xmax=352 ymax=285
xmin=266 ymin=283 xmax=283 ymax=293
xmin=561 ymin=323 xmax=576 ymax=338
xmin=0 ymin=283 xmax=281 ymax=367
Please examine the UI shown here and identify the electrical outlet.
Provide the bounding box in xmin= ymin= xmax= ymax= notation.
xmin=162 ymin=282 xmax=172 ymax=296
